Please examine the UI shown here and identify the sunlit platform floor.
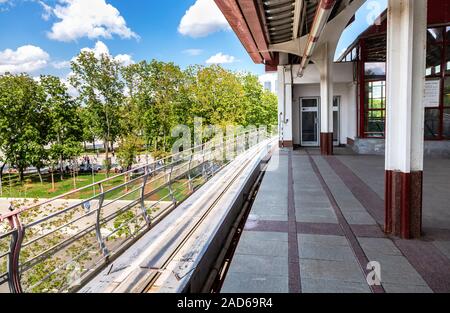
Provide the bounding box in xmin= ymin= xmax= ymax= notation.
xmin=221 ymin=148 xmax=450 ymax=293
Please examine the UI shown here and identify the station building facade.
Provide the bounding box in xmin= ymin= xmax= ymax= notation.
xmin=216 ymin=0 xmax=450 ymax=239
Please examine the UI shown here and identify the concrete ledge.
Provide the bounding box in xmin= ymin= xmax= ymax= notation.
xmin=79 ymin=139 xmax=276 ymax=293
xmin=351 ymin=138 xmax=450 ymax=158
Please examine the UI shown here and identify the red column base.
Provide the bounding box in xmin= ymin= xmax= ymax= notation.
xmin=320 ymin=133 xmax=333 ymax=156
xmin=385 ymin=170 xmax=423 ymax=239
xmin=279 ymin=140 xmax=293 ymax=148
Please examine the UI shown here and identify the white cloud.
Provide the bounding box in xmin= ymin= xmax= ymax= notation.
xmin=80 ymin=40 xmax=110 ymax=58
xmin=46 ymin=0 xmax=139 ymax=42
xmin=52 ymin=60 xmax=71 ymax=69
xmin=61 ymin=75 xmax=79 ymax=97
xmin=178 ymin=0 xmax=230 ymax=38
xmin=38 ymin=1 xmax=53 ymax=21
xmin=114 ymin=54 xmax=134 ymax=66
xmin=0 ymin=45 xmax=50 ymax=74
xmin=183 ymin=49 xmax=203 ymax=56
xmin=205 ymin=52 xmax=236 ymax=64
xmin=79 ymin=40 xmax=134 ymax=66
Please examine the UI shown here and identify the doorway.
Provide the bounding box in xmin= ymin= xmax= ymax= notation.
xmin=300 ymin=97 xmax=319 ymax=147
xmin=333 ymin=96 xmax=340 ymax=146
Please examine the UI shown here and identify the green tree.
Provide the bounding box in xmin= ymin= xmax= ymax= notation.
xmin=70 ymin=51 xmax=124 ymax=177
xmin=241 ymin=73 xmax=278 ymax=127
xmin=122 ymin=60 xmax=185 ymax=153
xmin=116 ymin=134 xmax=144 ymax=171
xmin=0 ymin=73 xmax=48 ymax=183
xmin=187 ymin=65 xmax=246 ymax=128
xmin=40 ymin=75 xmax=83 ymax=182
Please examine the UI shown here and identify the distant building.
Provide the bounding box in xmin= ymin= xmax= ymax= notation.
xmin=258 ymin=73 xmax=278 ymax=94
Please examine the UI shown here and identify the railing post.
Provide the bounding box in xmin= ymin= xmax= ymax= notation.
xmin=95 ymin=183 xmax=109 ymax=258
xmin=168 ymin=162 xmax=177 ymax=207
xmin=202 ymin=144 xmax=208 ymax=181
xmin=187 ymin=153 xmax=194 ymax=194
xmin=140 ymin=166 xmax=152 ymax=227
xmin=7 ymin=209 xmax=24 ymax=293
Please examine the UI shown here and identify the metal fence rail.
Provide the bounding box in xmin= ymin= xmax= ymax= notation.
xmin=0 ymin=128 xmax=272 ymax=293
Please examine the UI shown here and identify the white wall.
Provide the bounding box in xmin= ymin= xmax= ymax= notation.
xmin=277 ymin=62 xmax=357 ymax=146
xmin=294 ymin=63 xmax=354 ymax=84
xmin=290 ymin=69 xmax=357 ymax=146
xmin=259 ymin=73 xmax=278 ymax=94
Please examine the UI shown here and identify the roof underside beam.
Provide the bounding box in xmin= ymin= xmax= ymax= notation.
xmin=237 ymin=0 xmax=274 ymax=62
xmin=293 ymin=0 xmax=304 ymax=39
xmin=214 ymin=0 xmax=264 ymax=64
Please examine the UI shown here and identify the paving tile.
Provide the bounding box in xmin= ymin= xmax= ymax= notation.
xmin=299 ymin=234 xmax=349 ymax=247
xmin=300 ymin=259 xmax=365 ymax=283
xmin=295 ymin=200 xmax=333 ymax=210
xmin=297 ymin=212 xmax=338 ymax=224
xmin=235 ymin=234 xmax=288 ymax=257
xmin=240 ymin=231 xmax=288 ymax=243
xmin=301 ymin=278 xmax=371 ymax=293
xmin=299 ymin=243 xmax=355 ymax=262
xmin=221 ymin=272 xmax=288 ymax=293
xmin=248 ymin=213 xmax=287 ymax=222
xmin=227 ymin=254 xmax=288 ymax=277
xmin=367 ymin=255 xmax=429 ymax=286
xmin=342 ymin=211 xmax=376 ymax=225
xmin=433 ymin=241 xmax=450 ymax=260
xmin=382 ymin=283 xmax=433 ymax=293
xmin=358 ymin=238 xmax=403 ymax=257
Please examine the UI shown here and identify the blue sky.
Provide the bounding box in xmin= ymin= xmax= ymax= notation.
xmin=0 ymin=0 xmax=387 ymax=78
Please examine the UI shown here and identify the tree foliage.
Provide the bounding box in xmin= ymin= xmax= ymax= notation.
xmin=0 ymin=54 xmax=278 ymax=183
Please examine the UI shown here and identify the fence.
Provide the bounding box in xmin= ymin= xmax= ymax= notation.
xmin=0 ymin=128 xmax=273 ymax=293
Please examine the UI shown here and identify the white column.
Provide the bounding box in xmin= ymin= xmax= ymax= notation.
xmin=319 ymin=43 xmax=334 ymax=135
xmin=278 ymin=65 xmax=293 ymax=147
xmin=386 ymin=0 xmax=427 ymax=173
xmin=385 ymin=0 xmax=427 ymax=239
xmin=315 ymin=43 xmax=334 ymax=154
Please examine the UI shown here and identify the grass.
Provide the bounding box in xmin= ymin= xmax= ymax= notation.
xmin=0 ymin=172 xmax=124 ymax=199
xmin=0 ymin=171 xmax=202 ymax=203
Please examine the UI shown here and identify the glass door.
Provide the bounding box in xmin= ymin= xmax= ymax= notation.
xmin=300 ymin=98 xmax=319 ymax=147
xmin=333 ymin=96 xmax=340 ymax=146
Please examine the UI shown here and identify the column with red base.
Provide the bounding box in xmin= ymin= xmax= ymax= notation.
xmin=317 ymin=43 xmax=334 ymax=155
xmin=385 ymin=0 xmax=427 ymax=239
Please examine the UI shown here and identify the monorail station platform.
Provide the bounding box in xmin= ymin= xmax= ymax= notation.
xmin=221 ymin=148 xmax=450 ymax=293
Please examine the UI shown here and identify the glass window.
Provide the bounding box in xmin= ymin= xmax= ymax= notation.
xmin=427 ymin=45 xmax=442 ymax=77
xmin=365 ymin=62 xmax=386 ymax=77
xmin=444 ymin=108 xmax=450 ymax=139
xmin=446 ymin=41 xmax=450 ymax=74
xmin=365 ymin=110 xmax=385 ymax=137
xmin=428 ymin=28 xmax=444 ymax=44
xmin=445 ymin=77 xmax=450 ymax=107
xmin=366 ymin=81 xmax=386 ymax=109
xmin=425 ymin=109 xmax=441 ymax=139
xmin=364 ymin=81 xmax=386 ymax=138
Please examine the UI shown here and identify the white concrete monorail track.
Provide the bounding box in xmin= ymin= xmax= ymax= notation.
xmin=80 ymin=137 xmax=277 ymax=293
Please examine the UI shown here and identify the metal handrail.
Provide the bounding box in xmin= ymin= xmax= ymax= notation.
xmin=0 ymin=128 xmax=274 ymax=293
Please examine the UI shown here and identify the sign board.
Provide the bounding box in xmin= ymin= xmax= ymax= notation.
xmin=424 ymin=79 xmax=441 ymax=108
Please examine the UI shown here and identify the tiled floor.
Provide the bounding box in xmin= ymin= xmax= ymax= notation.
xmin=221 ymin=148 xmax=450 ymax=293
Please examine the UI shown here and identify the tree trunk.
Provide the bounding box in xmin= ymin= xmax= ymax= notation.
xmin=51 ymin=166 xmax=55 ymax=191
xmin=72 ymin=159 xmax=77 ymax=190
xmin=93 ymin=138 xmax=97 ymax=156
xmin=84 ymin=141 xmax=87 ymax=152
xmin=18 ymin=168 xmax=24 ymax=184
xmin=60 ymin=155 xmax=64 ymax=181
xmin=37 ymin=167 xmax=43 ymax=184
xmin=0 ymin=162 xmax=6 ymax=197
xmin=105 ymin=140 xmax=110 ymax=178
